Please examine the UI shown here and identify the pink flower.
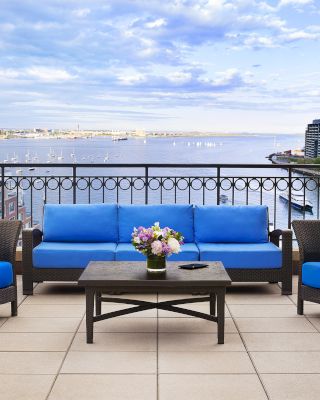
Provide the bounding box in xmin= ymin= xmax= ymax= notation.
xmin=151 ymin=240 xmax=163 ymax=256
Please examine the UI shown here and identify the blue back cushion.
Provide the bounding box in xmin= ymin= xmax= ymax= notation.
xmin=43 ymin=204 xmax=118 ymax=242
xmin=194 ymin=205 xmax=268 ymax=243
xmin=118 ymin=204 xmax=194 ymax=243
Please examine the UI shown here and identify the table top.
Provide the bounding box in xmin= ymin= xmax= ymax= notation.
xmin=78 ymin=261 xmax=231 ymax=288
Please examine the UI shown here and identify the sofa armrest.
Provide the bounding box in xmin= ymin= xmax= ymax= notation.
xmin=22 ymin=226 xmax=43 ymax=295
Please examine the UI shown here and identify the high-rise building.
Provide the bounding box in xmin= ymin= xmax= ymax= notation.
xmin=305 ymin=119 xmax=320 ymax=158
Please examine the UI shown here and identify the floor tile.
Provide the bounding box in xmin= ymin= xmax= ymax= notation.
xmin=159 ymin=351 xmax=255 ymax=373
xmin=261 ymin=374 xmax=320 ymax=400
xmin=309 ymin=317 xmax=320 ymax=332
xmin=34 ymin=283 xmax=84 ymax=295
xmin=303 ymin=305 xmax=320 ymax=317
xmin=158 ymin=333 xmax=245 ymax=351
xmin=236 ymin=317 xmax=317 ymax=333
xmin=158 ymin=317 xmax=237 ymax=333
xmin=71 ymin=332 xmax=156 ymax=352
xmin=23 ymin=294 xmax=85 ymax=305
xmin=62 ymin=351 xmax=157 ymax=373
xmin=0 ymin=317 xmax=7 ymax=327
xmin=78 ymin=317 xmax=157 ymax=333
xmin=159 ymin=374 xmax=267 ymax=400
xmin=0 ymin=317 xmax=81 ymax=333
xmin=229 ymin=304 xmax=299 ymax=318
xmin=227 ymin=282 xmax=282 ymax=295
xmin=251 ymin=351 xmax=320 ymax=373
xmin=226 ymin=294 xmax=292 ymax=305
xmin=48 ymin=375 xmax=157 ymax=400
xmin=0 ymin=374 xmax=55 ymax=400
xmin=0 ymin=332 xmax=74 ymax=351
xmin=242 ymin=332 xmax=320 ymax=351
xmin=0 ymin=352 xmax=64 ymax=374
xmin=17 ymin=304 xmax=85 ymax=318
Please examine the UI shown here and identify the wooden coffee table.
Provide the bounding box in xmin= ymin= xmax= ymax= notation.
xmin=78 ymin=261 xmax=231 ymax=344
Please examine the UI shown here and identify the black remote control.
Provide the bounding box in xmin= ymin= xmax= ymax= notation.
xmin=179 ymin=263 xmax=208 ymax=270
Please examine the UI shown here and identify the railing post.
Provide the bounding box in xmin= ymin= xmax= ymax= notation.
xmin=1 ymin=166 xmax=4 ymax=219
xmin=72 ymin=165 xmax=77 ymax=204
xmin=217 ymin=166 xmax=221 ymax=205
xmin=288 ymin=166 xmax=292 ymax=228
xmin=145 ymin=166 xmax=149 ymax=204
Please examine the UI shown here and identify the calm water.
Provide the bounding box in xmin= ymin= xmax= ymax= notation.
xmin=0 ymin=134 xmax=304 ymax=165
xmin=1 ymin=134 xmax=315 ymax=230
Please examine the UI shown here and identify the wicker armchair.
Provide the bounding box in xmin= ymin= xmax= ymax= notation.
xmin=0 ymin=220 xmax=22 ymax=316
xmin=292 ymin=220 xmax=320 ymax=314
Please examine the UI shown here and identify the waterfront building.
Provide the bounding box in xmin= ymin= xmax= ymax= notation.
xmin=305 ymin=119 xmax=320 ymax=158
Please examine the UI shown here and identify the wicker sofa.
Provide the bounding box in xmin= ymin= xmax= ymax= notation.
xmin=22 ymin=203 xmax=292 ymax=295
xmin=0 ymin=220 xmax=22 ymax=315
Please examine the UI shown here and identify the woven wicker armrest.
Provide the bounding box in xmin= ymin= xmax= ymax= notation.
xmin=22 ymin=226 xmax=43 ymax=295
xmin=269 ymin=229 xmax=292 ymax=247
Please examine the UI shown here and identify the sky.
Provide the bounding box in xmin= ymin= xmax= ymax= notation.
xmin=0 ymin=0 xmax=320 ymax=133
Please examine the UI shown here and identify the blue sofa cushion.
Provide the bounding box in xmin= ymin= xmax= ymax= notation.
xmin=43 ymin=204 xmax=118 ymax=243
xmin=198 ymin=242 xmax=282 ymax=269
xmin=0 ymin=261 xmax=13 ymax=288
xmin=33 ymin=242 xmax=116 ymax=268
xmin=302 ymin=262 xmax=320 ymax=289
xmin=118 ymin=204 xmax=194 ymax=243
xmin=194 ymin=205 xmax=269 ymax=243
xmin=115 ymin=243 xmax=199 ymax=261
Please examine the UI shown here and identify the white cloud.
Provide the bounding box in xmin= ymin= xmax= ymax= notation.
xmin=145 ymin=18 xmax=167 ymax=29
xmin=25 ymin=67 xmax=76 ymax=82
xmin=72 ymin=8 xmax=91 ymax=18
xmin=279 ymin=0 xmax=313 ymax=7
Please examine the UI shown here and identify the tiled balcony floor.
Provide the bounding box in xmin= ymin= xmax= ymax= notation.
xmin=1 ymin=276 xmax=320 ymax=400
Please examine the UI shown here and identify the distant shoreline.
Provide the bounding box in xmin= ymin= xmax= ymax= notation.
xmin=0 ymin=132 xmax=302 ymax=140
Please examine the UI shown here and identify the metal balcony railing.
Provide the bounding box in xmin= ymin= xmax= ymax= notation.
xmin=1 ymin=163 xmax=320 ymax=230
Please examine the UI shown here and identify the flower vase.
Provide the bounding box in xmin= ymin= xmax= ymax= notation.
xmin=147 ymin=255 xmax=166 ymax=273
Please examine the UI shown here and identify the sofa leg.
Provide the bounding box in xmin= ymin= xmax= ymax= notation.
xmin=23 ymin=274 xmax=34 ymax=295
xmin=269 ymin=281 xmax=278 ymax=284
xmin=11 ymin=300 xmax=17 ymax=316
xmin=281 ymin=280 xmax=292 ymax=295
xmin=297 ymin=297 xmax=304 ymax=315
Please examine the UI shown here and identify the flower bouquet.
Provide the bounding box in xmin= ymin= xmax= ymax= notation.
xmin=131 ymin=222 xmax=184 ymax=272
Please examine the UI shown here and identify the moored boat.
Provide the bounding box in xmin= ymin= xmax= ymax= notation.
xmin=279 ymin=190 xmax=313 ymax=211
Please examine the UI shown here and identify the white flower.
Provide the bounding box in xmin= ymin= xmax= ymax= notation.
xmin=151 ymin=240 xmax=163 ymax=255
xmin=154 ymin=222 xmax=160 ymax=227
xmin=167 ymin=237 xmax=180 ymax=254
xmin=133 ymin=236 xmax=140 ymax=244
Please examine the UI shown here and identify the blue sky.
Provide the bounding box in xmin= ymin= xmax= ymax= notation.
xmin=0 ymin=0 xmax=320 ymax=133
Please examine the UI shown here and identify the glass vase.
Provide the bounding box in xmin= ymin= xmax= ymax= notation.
xmin=146 ymin=255 xmax=166 ymax=273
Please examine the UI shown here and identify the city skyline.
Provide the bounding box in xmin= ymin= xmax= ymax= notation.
xmin=1 ymin=0 xmax=320 ymax=133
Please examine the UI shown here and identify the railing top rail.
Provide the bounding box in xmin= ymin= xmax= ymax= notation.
xmin=1 ymin=163 xmax=320 ymax=169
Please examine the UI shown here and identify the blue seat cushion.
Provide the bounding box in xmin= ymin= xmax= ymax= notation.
xmin=302 ymin=262 xmax=320 ymax=289
xmin=43 ymin=204 xmax=118 ymax=243
xmin=118 ymin=204 xmax=194 ymax=243
xmin=198 ymin=242 xmax=282 ymax=269
xmin=115 ymin=243 xmax=199 ymax=261
xmin=33 ymin=242 xmax=116 ymax=269
xmin=194 ymin=205 xmax=269 ymax=243
xmin=0 ymin=261 xmax=13 ymax=288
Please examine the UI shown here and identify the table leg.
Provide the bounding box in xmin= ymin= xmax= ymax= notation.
xmin=217 ymin=287 xmax=226 ymax=344
xmin=95 ymin=291 xmax=102 ymax=316
xmin=86 ymin=287 xmax=94 ymax=344
xmin=210 ymin=293 xmax=216 ymax=316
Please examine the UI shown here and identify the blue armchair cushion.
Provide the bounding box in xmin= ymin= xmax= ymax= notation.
xmin=33 ymin=242 xmax=116 ymax=268
xmin=43 ymin=204 xmax=118 ymax=242
xmin=302 ymin=262 xmax=320 ymax=289
xmin=115 ymin=243 xmax=199 ymax=261
xmin=194 ymin=205 xmax=269 ymax=243
xmin=198 ymin=242 xmax=282 ymax=269
xmin=118 ymin=204 xmax=194 ymax=243
xmin=0 ymin=261 xmax=13 ymax=288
